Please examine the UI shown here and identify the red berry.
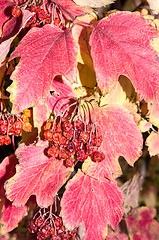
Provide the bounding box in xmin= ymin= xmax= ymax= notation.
xmin=23 ymin=122 xmax=32 ymax=132
xmin=72 ymin=139 xmax=81 ymax=150
xmin=50 ymin=227 xmax=56 ymax=236
xmin=0 ymin=125 xmax=7 ymax=134
xmin=44 ymin=129 xmax=53 ymax=141
xmin=74 ymin=120 xmax=84 ymax=131
xmin=76 ymin=149 xmax=88 ymax=162
xmin=13 ymin=120 xmax=23 ymax=130
xmin=47 ymin=146 xmax=59 ymax=158
xmin=4 ymin=135 xmax=11 ymax=145
xmin=0 ymin=135 xmax=5 ymax=145
xmin=66 ymin=141 xmax=75 ymax=155
xmin=12 ymin=7 xmax=22 ymax=17
xmin=62 ymin=120 xmax=73 ymax=132
xmin=28 ymin=220 xmax=38 ymax=233
xmin=64 ymin=158 xmax=74 ymax=168
xmin=54 ymin=217 xmax=63 ymax=229
xmin=63 ymin=129 xmax=74 ymax=139
xmin=35 ymin=217 xmax=45 ymax=227
xmin=53 ymin=133 xmax=67 ymax=146
xmin=41 ymin=224 xmax=51 ymax=238
xmin=79 ymin=131 xmax=90 ymax=144
xmin=86 ymin=144 xmax=95 ymax=156
xmin=37 ymin=231 xmax=46 ymax=240
xmin=58 ymin=150 xmax=68 ymax=160
xmin=92 ymin=151 xmax=105 ymax=162
xmin=58 ymin=225 xmax=65 ymax=234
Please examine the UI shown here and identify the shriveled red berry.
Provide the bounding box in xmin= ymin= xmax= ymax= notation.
xmin=54 ymin=217 xmax=63 ymax=229
xmin=79 ymin=131 xmax=90 ymax=144
xmin=74 ymin=120 xmax=84 ymax=131
xmin=55 ymin=123 xmax=62 ymax=133
xmin=72 ymin=139 xmax=81 ymax=150
xmin=63 ymin=129 xmax=74 ymax=139
xmin=28 ymin=220 xmax=38 ymax=233
xmin=44 ymin=129 xmax=53 ymax=141
xmin=35 ymin=217 xmax=45 ymax=227
xmin=66 ymin=141 xmax=75 ymax=155
xmin=53 ymin=18 xmax=61 ymax=26
xmin=12 ymin=7 xmax=22 ymax=17
xmin=92 ymin=151 xmax=105 ymax=162
xmin=47 ymin=146 xmax=59 ymax=158
xmin=62 ymin=120 xmax=73 ymax=132
xmin=58 ymin=150 xmax=68 ymax=160
xmin=4 ymin=135 xmax=11 ymax=145
xmin=58 ymin=225 xmax=65 ymax=234
xmin=41 ymin=224 xmax=51 ymax=238
xmin=53 ymin=133 xmax=67 ymax=146
xmin=37 ymin=231 xmax=46 ymax=240
xmin=64 ymin=158 xmax=74 ymax=168
xmin=44 ymin=121 xmax=52 ymax=130
xmin=76 ymin=149 xmax=88 ymax=162
xmin=50 ymin=227 xmax=56 ymax=236
xmin=86 ymin=144 xmax=95 ymax=156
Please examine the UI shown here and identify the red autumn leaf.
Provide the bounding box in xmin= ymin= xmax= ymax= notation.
xmin=0 ymin=0 xmax=14 ymax=36
xmin=8 ymin=25 xmax=77 ymax=113
xmin=0 ymin=155 xmax=28 ymax=234
xmin=33 ymin=76 xmax=75 ymax=129
xmin=5 ymin=141 xmax=71 ymax=208
xmin=148 ymin=93 xmax=159 ymax=128
xmin=89 ymin=11 xmax=159 ymax=100
xmin=146 ymin=131 xmax=159 ymax=157
xmin=83 ymin=105 xmax=143 ymax=179
xmin=125 ymin=207 xmax=159 ymax=240
xmin=61 ymin=171 xmax=123 ymax=240
xmin=0 ymin=9 xmax=35 ymax=66
xmin=56 ymin=0 xmax=88 ymax=20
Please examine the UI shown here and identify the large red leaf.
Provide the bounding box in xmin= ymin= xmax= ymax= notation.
xmin=83 ymin=104 xmax=143 ymax=179
xmin=89 ymin=11 xmax=159 ymax=100
xmin=8 ymin=25 xmax=77 ymax=113
xmin=0 ymin=0 xmax=13 ymax=36
xmin=5 ymin=141 xmax=71 ymax=208
xmin=61 ymin=171 xmax=123 ymax=240
xmin=33 ymin=76 xmax=75 ymax=129
xmin=0 ymin=155 xmax=28 ymax=234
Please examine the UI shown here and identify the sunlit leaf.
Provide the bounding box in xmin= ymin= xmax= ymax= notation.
xmin=61 ymin=171 xmax=123 ymax=240
xmin=8 ymin=25 xmax=77 ymax=113
xmin=5 ymin=141 xmax=71 ymax=208
xmin=89 ymin=11 xmax=159 ymax=100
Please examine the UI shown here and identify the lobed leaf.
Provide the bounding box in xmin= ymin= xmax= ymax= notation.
xmin=5 ymin=141 xmax=72 ymax=208
xmin=61 ymin=171 xmax=123 ymax=240
xmin=89 ymin=11 xmax=159 ymax=100
xmin=8 ymin=25 xmax=77 ymax=113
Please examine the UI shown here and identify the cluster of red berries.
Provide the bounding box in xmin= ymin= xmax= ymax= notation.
xmin=43 ymin=115 xmax=105 ymax=167
xmin=29 ymin=210 xmax=78 ymax=240
xmin=0 ymin=109 xmax=32 ymax=146
xmin=12 ymin=1 xmax=65 ymax=29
